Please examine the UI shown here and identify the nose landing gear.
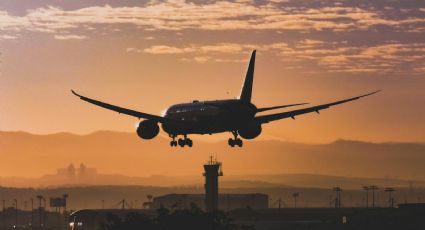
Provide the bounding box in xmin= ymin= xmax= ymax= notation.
xmin=228 ymin=131 xmax=243 ymax=147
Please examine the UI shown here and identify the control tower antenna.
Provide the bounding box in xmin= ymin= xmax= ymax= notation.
xmin=203 ymin=155 xmax=223 ymax=212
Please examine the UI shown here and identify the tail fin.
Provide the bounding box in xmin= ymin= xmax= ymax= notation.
xmin=239 ymin=50 xmax=256 ymax=102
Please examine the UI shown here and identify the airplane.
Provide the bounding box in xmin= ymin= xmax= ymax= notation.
xmin=71 ymin=50 xmax=380 ymax=147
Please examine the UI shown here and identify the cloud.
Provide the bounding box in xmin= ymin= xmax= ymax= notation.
xmin=193 ymin=56 xmax=211 ymax=63
xmin=314 ymin=43 xmax=425 ymax=73
xmin=140 ymin=41 xmax=425 ymax=74
xmin=200 ymin=43 xmax=258 ymax=53
xmin=296 ymin=39 xmax=324 ymax=48
xmin=413 ymin=66 xmax=425 ymax=73
xmin=301 ymin=39 xmax=324 ymax=45
xmin=201 ymin=44 xmax=244 ymax=53
xmin=0 ymin=34 xmax=17 ymax=40
xmin=268 ymin=0 xmax=290 ymax=2
xmin=143 ymin=43 xmax=260 ymax=55
xmin=143 ymin=45 xmax=196 ymax=54
xmin=2 ymin=0 xmax=421 ymax=74
xmin=144 ymin=36 xmax=155 ymax=40
xmin=0 ymin=10 xmax=30 ymax=32
xmin=126 ymin=47 xmax=143 ymax=53
xmin=53 ymin=34 xmax=87 ymax=40
xmin=0 ymin=1 xmax=424 ymax=38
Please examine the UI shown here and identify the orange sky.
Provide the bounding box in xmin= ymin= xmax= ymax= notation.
xmin=0 ymin=0 xmax=425 ymax=144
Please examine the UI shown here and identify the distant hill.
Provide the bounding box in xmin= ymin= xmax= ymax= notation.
xmin=1 ymin=131 xmax=425 ymax=184
xmin=1 ymin=171 xmax=423 ymax=190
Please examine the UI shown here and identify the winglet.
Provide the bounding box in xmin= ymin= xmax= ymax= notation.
xmin=359 ymin=89 xmax=381 ymax=98
xmin=71 ymin=89 xmax=81 ymax=97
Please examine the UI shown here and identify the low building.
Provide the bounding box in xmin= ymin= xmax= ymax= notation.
xmin=0 ymin=208 xmax=64 ymax=230
xmin=151 ymin=193 xmax=268 ymax=211
xmin=69 ymin=209 xmax=156 ymax=230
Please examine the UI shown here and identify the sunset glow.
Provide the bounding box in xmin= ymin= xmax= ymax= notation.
xmin=0 ymin=0 xmax=424 ymax=178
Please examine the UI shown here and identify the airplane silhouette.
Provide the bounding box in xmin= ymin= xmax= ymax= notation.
xmin=72 ymin=50 xmax=380 ymax=147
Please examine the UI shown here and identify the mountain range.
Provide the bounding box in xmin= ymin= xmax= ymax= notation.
xmin=1 ymin=131 xmax=425 ymax=187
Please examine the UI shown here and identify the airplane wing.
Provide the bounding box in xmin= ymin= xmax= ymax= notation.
xmin=71 ymin=90 xmax=185 ymax=125
xmin=255 ymin=90 xmax=381 ymax=124
xmin=256 ymin=103 xmax=308 ymax=113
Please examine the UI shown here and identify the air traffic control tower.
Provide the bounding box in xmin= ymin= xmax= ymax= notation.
xmin=203 ymin=156 xmax=223 ymax=212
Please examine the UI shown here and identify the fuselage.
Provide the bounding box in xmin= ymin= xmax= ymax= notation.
xmin=162 ymin=99 xmax=257 ymax=135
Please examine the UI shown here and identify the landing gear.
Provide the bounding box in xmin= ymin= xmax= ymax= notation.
xmin=170 ymin=135 xmax=177 ymax=146
xmin=170 ymin=135 xmax=193 ymax=147
xmin=228 ymin=131 xmax=243 ymax=147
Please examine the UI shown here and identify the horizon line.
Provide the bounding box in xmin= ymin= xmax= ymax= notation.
xmin=0 ymin=129 xmax=424 ymax=145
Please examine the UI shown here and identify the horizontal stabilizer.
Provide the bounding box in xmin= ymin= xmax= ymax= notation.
xmin=256 ymin=103 xmax=308 ymax=113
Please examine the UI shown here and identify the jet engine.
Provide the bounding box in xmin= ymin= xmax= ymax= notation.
xmin=136 ymin=120 xmax=160 ymax=139
xmin=238 ymin=122 xmax=262 ymax=139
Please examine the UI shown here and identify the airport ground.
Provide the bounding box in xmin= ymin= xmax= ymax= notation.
xmin=1 ymin=185 xmax=425 ymax=230
xmin=1 ymin=205 xmax=425 ymax=230
xmin=1 ymin=185 xmax=425 ymax=210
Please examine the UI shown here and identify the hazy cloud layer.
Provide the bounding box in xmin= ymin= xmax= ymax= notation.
xmin=0 ymin=0 xmax=424 ymax=76
xmin=53 ymin=34 xmax=87 ymax=40
xmin=1 ymin=0 xmax=425 ymax=36
xmin=136 ymin=41 xmax=425 ymax=74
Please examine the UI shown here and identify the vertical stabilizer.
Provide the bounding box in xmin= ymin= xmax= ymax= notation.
xmin=239 ymin=50 xmax=256 ymax=102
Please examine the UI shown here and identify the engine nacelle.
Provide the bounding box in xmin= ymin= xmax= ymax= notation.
xmin=136 ymin=120 xmax=160 ymax=139
xmin=238 ymin=123 xmax=262 ymax=139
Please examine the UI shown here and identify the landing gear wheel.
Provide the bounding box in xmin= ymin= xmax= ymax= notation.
xmin=228 ymin=138 xmax=235 ymax=147
xmin=228 ymin=131 xmax=243 ymax=147
xmin=169 ymin=135 xmax=178 ymax=147
xmin=236 ymin=138 xmax=243 ymax=147
xmin=178 ymin=138 xmax=185 ymax=147
xmin=175 ymin=136 xmax=193 ymax=147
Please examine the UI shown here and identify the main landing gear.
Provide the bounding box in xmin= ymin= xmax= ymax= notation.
xmin=170 ymin=135 xmax=193 ymax=147
xmin=228 ymin=131 xmax=243 ymax=147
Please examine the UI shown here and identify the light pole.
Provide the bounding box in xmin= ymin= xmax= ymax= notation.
xmin=384 ymin=187 xmax=395 ymax=208
xmin=36 ymin=195 xmax=44 ymax=228
xmin=62 ymin=194 xmax=69 ymax=214
xmin=362 ymin=186 xmax=369 ymax=208
xmin=13 ymin=199 xmax=18 ymax=228
xmin=333 ymin=187 xmax=342 ymax=208
xmin=369 ymin=185 xmax=378 ymax=208
xmin=30 ymin=198 xmax=34 ymax=229
xmin=276 ymin=198 xmax=283 ymax=209
xmin=1 ymin=200 xmax=5 ymax=230
xmin=292 ymin=193 xmax=299 ymax=208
